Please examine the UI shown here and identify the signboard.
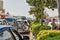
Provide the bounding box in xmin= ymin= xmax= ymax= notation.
xmin=1 ymin=15 xmax=5 ymax=19
xmin=0 ymin=14 xmax=6 ymax=19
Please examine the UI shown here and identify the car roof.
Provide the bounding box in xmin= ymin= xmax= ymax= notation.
xmin=17 ymin=19 xmax=27 ymax=21
xmin=0 ymin=19 xmax=5 ymax=21
xmin=0 ymin=25 xmax=12 ymax=29
xmin=0 ymin=25 xmax=12 ymax=28
xmin=0 ymin=25 xmax=13 ymax=32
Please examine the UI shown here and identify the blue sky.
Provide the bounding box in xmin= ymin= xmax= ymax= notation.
xmin=3 ymin=0 xmax=58 ymax=17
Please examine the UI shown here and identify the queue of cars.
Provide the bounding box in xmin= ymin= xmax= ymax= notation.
xmin=0 ymin=25 xmax=23 ymax=40
xmin=0 ymin=16 xmax=32 ymax=40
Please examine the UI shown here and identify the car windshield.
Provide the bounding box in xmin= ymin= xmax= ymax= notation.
xmin=21 ymin=16 xmax=26 ymax=20
xmin=5 ymin=18 xmax=15 ymax=22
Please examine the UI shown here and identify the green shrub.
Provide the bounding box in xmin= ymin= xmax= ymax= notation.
xmin=30 ymin=21 xmax=51 ymax=38
xmin=37 ymin=30 xmax=60 ymax=40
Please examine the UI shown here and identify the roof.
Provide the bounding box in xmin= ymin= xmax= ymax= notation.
xmin=0 ymin=25 xmax=12 ymax=32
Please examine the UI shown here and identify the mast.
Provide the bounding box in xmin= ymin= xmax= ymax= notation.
xmin=57 ymin=0 xmax=60 ymax=26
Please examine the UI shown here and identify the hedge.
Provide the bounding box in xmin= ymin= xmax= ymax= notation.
xmin=37 ymin=30 xmax=60 ymax=40
xmin=30 ymin=21 xmax=51 ymax=38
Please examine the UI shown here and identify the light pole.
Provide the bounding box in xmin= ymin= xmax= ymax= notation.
xmin=57 ymin=0 xmax=60 ymax=27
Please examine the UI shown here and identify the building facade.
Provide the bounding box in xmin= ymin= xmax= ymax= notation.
xmin=0 ymin=0 xmax=3 ymax=9
xmin=0 ymin=0 xmax=5 ymax=13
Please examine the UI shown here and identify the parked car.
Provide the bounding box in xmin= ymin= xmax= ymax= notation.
xmin=16 ymin=19 xmax=29 ymax=31
xmin=0 ymin=19 xmax=5 ymax=25
xmin=0 ymin=25 xmax=23 ymax=40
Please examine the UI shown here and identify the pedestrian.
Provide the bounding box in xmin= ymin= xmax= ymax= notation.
xmin=48 ymin=18 xmax=59 ymax=30
xmin=51 ymin=18 xmax=59 ymax=30
xmin=23 ymin=21 xmax=29 ymax=31
xmin=43 ymin=19 xmax=49 ymax=25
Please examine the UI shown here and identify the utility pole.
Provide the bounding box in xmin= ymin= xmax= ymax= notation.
xmin=57 ymin=0 xmax=60 ymax=27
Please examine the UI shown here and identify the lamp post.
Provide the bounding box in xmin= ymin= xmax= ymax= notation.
xmin=57 ymin=0 xmax=60 ymax=27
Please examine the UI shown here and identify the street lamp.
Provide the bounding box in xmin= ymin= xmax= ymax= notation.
xmin=57 ymin=0 xmax=60 ymax=26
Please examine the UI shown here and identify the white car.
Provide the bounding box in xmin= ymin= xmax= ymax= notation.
xmin=0 ymin=19 xmax=5 ymax=25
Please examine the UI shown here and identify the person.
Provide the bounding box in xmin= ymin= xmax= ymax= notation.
xmin=43 ymin=19 xmax=49 ymax=25
xmin=48 ymin=18 xmax=59 ymax=30
xmin=23 ymin=21 xmax=29 ymax=31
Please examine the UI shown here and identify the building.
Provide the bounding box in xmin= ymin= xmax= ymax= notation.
xmin=0 ymin=0 xmax=3 ymax=9
xmin=0 ymin=0 xmax=5 ymax=13
xmin=0 ymin=0 xmax=5 ymax=18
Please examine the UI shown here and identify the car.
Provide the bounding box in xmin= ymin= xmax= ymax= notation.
xmin=16 ymin=19 xmax=29 ymax=31
xmin=0 ymin=19 xmax=5 ymax=25
xmin=0 ymin=25 xmax=23 ymax=40
xmin=16 ymin=19 xmax=30 ymax=40
xmin=4 ymin=17 xmax=16 ymax=26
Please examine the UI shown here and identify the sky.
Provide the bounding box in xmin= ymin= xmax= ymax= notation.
xmin=3 ymin=0 xmax=31 ymax=16
xmin=3 ymin=0 xmax=58 ymax=17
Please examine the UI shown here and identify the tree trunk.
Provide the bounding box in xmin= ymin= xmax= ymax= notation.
xmin=41 ymin=9 xmax=44 ymax=26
